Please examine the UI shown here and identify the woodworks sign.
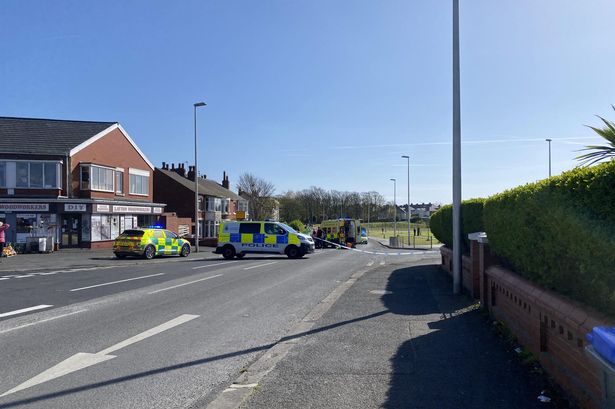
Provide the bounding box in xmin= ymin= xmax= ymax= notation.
xmin=0 ymin=203 xmax=49 ymax=212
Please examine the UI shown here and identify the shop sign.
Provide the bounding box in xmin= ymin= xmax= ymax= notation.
xmin=153 ymin=207 xmax=163 ymax=214
xmin=64 ymin=203 xmax=87 ymax=212
xmin=0 ymin=203 xmax=49 ymax=212
xmin=95 ymin=204 xmax=110 ymax=213
xmin=112 ymin=205 xmax=151 ymax=214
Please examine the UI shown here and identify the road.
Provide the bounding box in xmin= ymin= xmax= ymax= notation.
xmin=0 ymin=242 xmax=399 ymax=409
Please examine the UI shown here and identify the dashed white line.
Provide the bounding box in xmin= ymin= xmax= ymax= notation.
xmin=0 ymin=309 xmax=87 ymax=334
xmin=69 ymin=273 xmax=164 ymax=292
xmin=0 ymin=305 xmax=53 ymax=318
xmin=148 ymin=274 xmax=223 ymax=294
xmin=192 ymin=262 xmax=235 ymax=270
xmin=379 ymin=260 xmax=386 ymax=266
xmin=244 ymin=261 xmax=278 ymax=270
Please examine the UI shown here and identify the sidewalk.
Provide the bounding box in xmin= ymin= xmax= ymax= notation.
xmin=369 ymin=235 xmax=442 ymax=251
xmin=240 ymin=257 xmax=555 ymax=409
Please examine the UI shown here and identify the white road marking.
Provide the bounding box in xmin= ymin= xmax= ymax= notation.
xmin=0 ymin=310 xmax=87 ymax=335
xmin=0 ymin=314 xmax=199 ymax=397
xmin=148 ymin=274 xmax=223 ymax=294
xmin=379 ymin=260 xmax=386 ymax=266
xmin=243 ymin=261 xmax=278 ymax=270
xmin=0 ymin=305 xmax=53 ymax=318
xmin=69 ymin=273 xmax=164 ymax=292
xmin=192 ymin=261 xmax=235 ymax=270
xmin=366 ymin=260 xmax=374 ymax=267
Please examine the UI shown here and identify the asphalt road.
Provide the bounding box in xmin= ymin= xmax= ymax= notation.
xmin=0 ymin=243 xmax=395 ymax=409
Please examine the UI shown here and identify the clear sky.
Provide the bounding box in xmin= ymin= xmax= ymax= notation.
xmin=1 ymin=0 xmax=614 ymax=204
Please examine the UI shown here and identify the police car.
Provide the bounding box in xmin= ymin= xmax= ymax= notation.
xmin=215 ymin=221 xmax=315 ymax=259
xmin=113 ymin=228 xmax=191 ymax=259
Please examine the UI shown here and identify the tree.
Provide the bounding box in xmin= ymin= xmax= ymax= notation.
xmin=237 ymin=173 xmax=276 ymax=220
xmin=577 ymin=106 xmax=615 ymax=166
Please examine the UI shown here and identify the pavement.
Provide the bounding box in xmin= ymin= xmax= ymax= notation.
xmin=368 ymin=235 xmax=441 ymax=251
xmin=237 ymin=256 xmax=554 ymax=409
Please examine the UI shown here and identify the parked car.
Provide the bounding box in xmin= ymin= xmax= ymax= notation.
xmin=359 ymin=229 xmax=368 ymax=244
xmin=113 ymin=228 xmax=191 ymax=259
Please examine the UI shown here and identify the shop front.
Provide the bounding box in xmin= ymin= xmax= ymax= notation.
xmin=0 ymin=203 xmax=58 ymax=253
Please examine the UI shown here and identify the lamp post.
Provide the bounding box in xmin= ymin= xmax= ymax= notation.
xmin=390 ymin=178 xmax=397 ymax=237
xmin=546 ymin=138 xmax=552 ymax=178
xmin=194 ymin=102 xmax=206 ymax=253
xmin=452 ymin=0 xmax=462 ymax=294
xmin=402 ymin=155 xmax=410 ymax=245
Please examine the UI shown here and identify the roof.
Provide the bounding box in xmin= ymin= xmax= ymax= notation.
xmin=156 ymin=168 xmax=243 ymax=200
xmin=0 ymin=117 xmax=116 ymax=155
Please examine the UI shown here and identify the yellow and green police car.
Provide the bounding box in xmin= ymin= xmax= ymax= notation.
xmin=215 ymin=221 xmax=315 ymax=259
xmin=113 ymin=228 xmax=191 ymax=260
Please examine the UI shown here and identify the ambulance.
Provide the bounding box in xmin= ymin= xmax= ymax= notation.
xmin=319 ymin=218 xmax=361 ymax=248
xmin=215 ymin=220 xmax=315 ymax=259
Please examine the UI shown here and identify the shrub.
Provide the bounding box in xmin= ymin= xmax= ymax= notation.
xmin=288 ymin=219 xmax=305 ymax=233
xmin=430 ymin=198 xmax=485 ymax=253
xmin=484 ymin=161 xmax=615 ymax=315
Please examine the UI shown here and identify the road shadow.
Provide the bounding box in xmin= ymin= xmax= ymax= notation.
xmin=381 ymin=265 xmax=550 ymax=409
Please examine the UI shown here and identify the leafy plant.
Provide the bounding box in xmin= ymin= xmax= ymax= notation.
xmin=577 ymin=105 xmax=615 ymax=166
xmin=430 ymin=198 xmax=485 ymax=253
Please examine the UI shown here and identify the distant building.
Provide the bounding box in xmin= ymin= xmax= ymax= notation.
xmin=154 ymin=163 xmax=248 ymax=244
xmin=0 ymin=117 xmax=164 ymax=250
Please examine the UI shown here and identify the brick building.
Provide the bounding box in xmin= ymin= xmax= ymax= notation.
xmin=0 ymin=117 xmax=165 ymax=250
xmin=154 ymin=163 xmax=248 ymax=243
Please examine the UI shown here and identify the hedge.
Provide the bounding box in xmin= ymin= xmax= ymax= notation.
xmin=430 ymin=198 xmax=485 ymax=253
xmin=483 ymin=160 xmax=615 ymax=316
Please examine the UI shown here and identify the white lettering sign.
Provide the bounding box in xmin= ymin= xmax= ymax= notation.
xmin=95 ymin=204 xmax=110 ymax=213
xmin=64 ymin=203 xmax=87 ymax=212
xmin=112 ymin=205 xmax=151 ymax=214
xmin=153 ymin=207 xmax=163 ymax=214
xmin=0 ymin=203 xmax=49 ymax=212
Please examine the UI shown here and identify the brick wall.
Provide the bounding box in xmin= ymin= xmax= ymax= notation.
xmin=439 ymin=246 xmax=475 ymax=296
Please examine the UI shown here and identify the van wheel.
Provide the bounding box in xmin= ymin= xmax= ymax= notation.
xmin=236 ymin=253 xmax=245 ymax=259
xmin=180 ymin=244 xmax=190 ymax=257
xmin=222 ymin=245 xmax=236 ymax=260
xmin=143 ymin=245 xmax=156 ymax=260
xmin=286 ymin=245 xmax=300 ymax=259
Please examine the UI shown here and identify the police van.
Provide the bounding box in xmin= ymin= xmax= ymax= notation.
xmin=215 ymin=221 xmax=315 ymax=259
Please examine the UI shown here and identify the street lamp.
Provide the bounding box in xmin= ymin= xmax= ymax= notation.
xmin=402 ymin=155 xmax=410 ymax=244
xmin=546 ymin=138 xmax=552 ymax=178
xmin=452 ymin=0 xmax=462 ymax=294
xmin=390 ymin=178 xmax=397 ymax=237
xmin=194 ymin=101 xmax=206 ymax=253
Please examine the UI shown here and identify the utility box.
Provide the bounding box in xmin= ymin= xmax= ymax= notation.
xmin=389 ymin=236 xmax=399 ymax=247
xmin=585 ymin=327 xmax=615 ymax=408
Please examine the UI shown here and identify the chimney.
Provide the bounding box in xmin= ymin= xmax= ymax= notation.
xmin=171 ymin=163 xmax=175 ymax=170
xmin=162 ymin=161 xmax=166 ymax=169
xmin=187 ymin=165 xmax=196 ymax=181
xmin=222 ymin=171 xmax=230 ymax=189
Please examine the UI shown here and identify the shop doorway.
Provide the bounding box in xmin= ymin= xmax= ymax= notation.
xmin=61 ymin=215 xmax=81 ymax=248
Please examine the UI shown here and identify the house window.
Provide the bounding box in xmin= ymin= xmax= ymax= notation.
xmin=206 ymin=197 xmax=222 ymax=212
xmin=13 ymin=161 xmax=61 ymax=189
xmin=81 ymin=165 xmax=114 ymax=192
xmin=116 ymin=170 xmax=124 ymax=194
xmin=222 ymin=199 xmax=229 ymax=214
xmin=0 ymin=162 xmax=5 ymax=187
xmin=205 ymin=221 xmax=219 ymax=238
xmin=237 ymin=200 xmax=248 ymax=212
xmin=80 ymin=166 xmax=90 ymax=190
xmin=129 ymin=168 xmax=149 ymax=196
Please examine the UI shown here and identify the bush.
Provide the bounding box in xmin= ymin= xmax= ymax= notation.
xmin=430 ymin=198 xmax=485 ymax=253
xmin=484 ymin=161 xmax=615 ymax=315
xmin=288 ymin=219 xmax=305 ymax=233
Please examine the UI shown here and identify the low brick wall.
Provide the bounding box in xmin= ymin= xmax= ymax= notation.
xmin=439 ymin=246 xmax=476 ymax=296
xmin=486 ymin=265 xmax=612 ymax=409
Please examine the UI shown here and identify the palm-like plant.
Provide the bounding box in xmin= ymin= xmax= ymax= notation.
xmin=577 ymin=105 xmax=615 ymax=166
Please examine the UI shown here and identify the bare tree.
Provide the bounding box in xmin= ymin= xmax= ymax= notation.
xmin=237 ymin=173 xmax=276 ymax=220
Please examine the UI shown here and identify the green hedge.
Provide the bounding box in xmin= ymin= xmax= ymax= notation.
xmin=484 ymin=161 xmax=615 ymax=315
xmin=430 ymin=198 xmax=485 ymax=253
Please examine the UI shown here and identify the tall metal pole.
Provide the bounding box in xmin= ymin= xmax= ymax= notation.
xmin=452 ymin=0 xmax=462 ymax=294
xmin=402 ymin=155 xmax=410 ymax=244
xmin=390 ymin=178 xmax=397 ymax=237
xmin=194 ymin=102 xmax=206 ymax=253
xmin=546 ymin=138 xmax=552 ymax=177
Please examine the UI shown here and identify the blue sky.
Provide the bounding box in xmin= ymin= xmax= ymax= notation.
xmin=1 ymin=0 xmax=614 ymax=204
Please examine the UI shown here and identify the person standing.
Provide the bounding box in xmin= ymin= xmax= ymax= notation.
xmin=0 ymin=221 xmax=9 ymax=258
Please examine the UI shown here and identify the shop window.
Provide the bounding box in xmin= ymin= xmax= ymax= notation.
xmin=91 ymin=215 xmax=112 ymax=241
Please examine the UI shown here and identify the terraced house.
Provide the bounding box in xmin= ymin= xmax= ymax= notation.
xmin=0 ymin=117 xmax=165 ymax=250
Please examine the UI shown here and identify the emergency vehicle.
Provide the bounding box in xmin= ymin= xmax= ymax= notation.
xmin=113 ymin=228 xmax=191 ymax=259
xmin=215 ymin=221 xmax=315 ymax=259
xmin=319 ymin=218 xmax=361 ymax=248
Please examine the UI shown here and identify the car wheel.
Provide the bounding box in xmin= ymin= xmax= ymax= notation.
xmin=286 ymin=245 xmax=300 ymax=259
xmin=180 ymin=244 xmax=190 ymax=257
xmin=236 ymin=253 xmax=245 ymax=259
xmin=143 ymin=245 xmax=156 ymax=260
xmin=222 ymin=245 xmax=236 ymax=260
